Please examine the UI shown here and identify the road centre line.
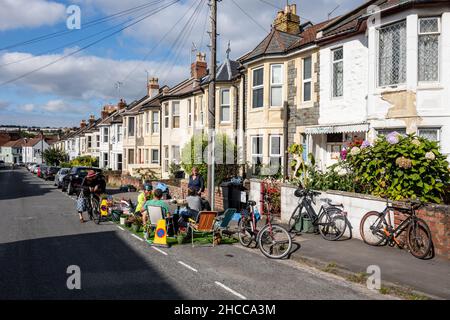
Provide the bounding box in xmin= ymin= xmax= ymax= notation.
xmin=214 ymin=281 xmax=247 ymax=300
xmin=152 ymin=246 xmax=168 ymax=256
xmin=178 ymin=261 xmax=198 ymax=272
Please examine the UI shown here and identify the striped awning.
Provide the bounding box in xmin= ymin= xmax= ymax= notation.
xmin=305 ymin=123 xmax=369 ymax=135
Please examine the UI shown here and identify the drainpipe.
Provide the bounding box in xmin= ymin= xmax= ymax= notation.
xmin=283 ymin=100 xmax=289 ymax=182
xmin=232 ymin=83 xmax=239 ymax=176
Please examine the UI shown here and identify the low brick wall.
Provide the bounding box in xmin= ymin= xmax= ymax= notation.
xmin=154 ymin=179 xmax=224 ymax=211
xmin=395 ymin=205 xmax=450 ymax=259
xmin=251 ymin=179 xmax=450 ymax=260
xmin=105 ymin=173 xmax=143 ymax=190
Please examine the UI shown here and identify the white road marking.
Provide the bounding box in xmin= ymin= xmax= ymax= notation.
xmin=214 ymin=281 xmax=247 ymax=300
xmin=178 ymin=261 xmax=198 ymax=272
xmin=118 ymin=226 xmax=125 ymax=231
xmin=151 ymin=246 xmax=168 ymax=256
xmin=131 ymin=234 xmax=144 ymax=242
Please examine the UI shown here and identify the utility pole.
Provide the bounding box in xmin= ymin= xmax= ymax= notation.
xmin=207 ymin=0 xmax=217 ymax=209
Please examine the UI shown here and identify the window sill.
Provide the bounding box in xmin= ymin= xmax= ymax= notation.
xmin=375 ymin=84 xmax=407 ymax=94
xmin=417 ymin=83 xmax=444 ymax=91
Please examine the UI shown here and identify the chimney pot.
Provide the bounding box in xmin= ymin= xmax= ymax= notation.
xmin=191 ymin=52 xmax=208 ymax=80
xmin=147 ymin=77 xmax=160 ymax=98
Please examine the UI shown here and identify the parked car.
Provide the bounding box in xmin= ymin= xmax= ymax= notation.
xmin=54 ymin=168 xmax=70 ymax=188
xmin=27 ymin=163 xmax=36 ymax=171
xmin=62 ymin=167 xmax=103 ymax=195
xmin=0 ymin=160 xmax=5 ymax=169
xmin=42 ymin=166 xmax=60 ymax=181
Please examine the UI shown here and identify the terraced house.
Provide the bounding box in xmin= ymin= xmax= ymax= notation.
xmin=239 ymin=4 xmax=326 ymax=176
xmin=159 ymin=52 xmax=242 ymax=179
xmin=122 ymin=79 xmax=163 ymax=176
xmin=308 ymin=0 xmax=450 ymax=169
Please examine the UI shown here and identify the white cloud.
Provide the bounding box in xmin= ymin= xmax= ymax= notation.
xmin=21 ymin=103 xmax=36 ymax=112
xmin=0 ymin=0 xmax=66 ymax=31
xmin=0 ymin=51 xmax=187 ymax=101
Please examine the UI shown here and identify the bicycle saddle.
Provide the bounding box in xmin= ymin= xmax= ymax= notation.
xmin=247 ymin=200 xmax=257 ymax=206
xmin=321 ymin=198 xmax=343 ymax=207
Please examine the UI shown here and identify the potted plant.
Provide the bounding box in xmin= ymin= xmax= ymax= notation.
xmin=132 ymin=217 xmax=143 ymax=233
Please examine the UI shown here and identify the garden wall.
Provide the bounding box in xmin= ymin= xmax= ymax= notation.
xmin=251 ymin=180 xmax=450 ymax=259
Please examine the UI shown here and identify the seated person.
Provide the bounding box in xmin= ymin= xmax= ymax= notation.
xmin=186 ymin=188 xmax=202 ymax=212
xmin=135 ymin=182 xmax=153 ymax=215
xmin=141 ymin=188 xmax=170 ymax=227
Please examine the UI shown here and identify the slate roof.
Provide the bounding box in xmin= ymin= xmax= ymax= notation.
xmin=216 ymin=58 xmax=241 ymax=82
xmin=317 ymin=0 xmax=449 ymax=43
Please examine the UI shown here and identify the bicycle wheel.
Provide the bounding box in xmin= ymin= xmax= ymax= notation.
xmin=91 ymin=198 xmax=101 ymax=225
xmin=258 ymin=224 xmax=292 ymax=259
xmin=360 ymin=211 xmax=386 ymax=246
xmin=406 ymin=218 xmax=432 ymax=259
xmin=237 ymin=218 xmax=253 ymax=247
xmin=318 ymin=208 xmax=347 ymax=241
xmin=287 ymin=205 xmax=303 ymax=233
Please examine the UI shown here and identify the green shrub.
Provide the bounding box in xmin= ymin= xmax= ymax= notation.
xmin=346 ymin=133 xmax=450 ymax=203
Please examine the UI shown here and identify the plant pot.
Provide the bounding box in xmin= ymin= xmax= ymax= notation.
xmin=120 ymin=216 xmax=126 ymax=225
xmin=132 ymin=224 xmax=141 ymax=233
xmin=125 ymin=220 xmax=132 ymax=228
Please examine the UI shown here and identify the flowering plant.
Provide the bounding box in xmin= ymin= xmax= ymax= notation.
xmin=346 ymin=134 xmax=449 ymax=203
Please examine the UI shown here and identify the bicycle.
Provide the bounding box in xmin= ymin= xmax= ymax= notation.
xmin=237 ymin=199 xmax=292 ymax=259
xmin=287 ymin=189 xmax=348 ymax=241
xmin=359 ymin=198 xmax=432 ymax=259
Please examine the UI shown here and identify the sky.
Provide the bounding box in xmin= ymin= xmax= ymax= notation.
xmin=0 ymin=0 xmax=363 ymax=127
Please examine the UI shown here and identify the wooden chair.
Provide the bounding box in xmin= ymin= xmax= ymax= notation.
xmin=190 ymin=211 xmax=218 ymax=247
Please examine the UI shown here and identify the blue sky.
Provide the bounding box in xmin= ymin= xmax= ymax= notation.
xmin=0 ymin=0 xmax=363 ymax=127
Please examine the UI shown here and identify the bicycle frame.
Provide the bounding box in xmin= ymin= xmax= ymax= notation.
xmin=371 ymin=205 xmax=415 ymax=246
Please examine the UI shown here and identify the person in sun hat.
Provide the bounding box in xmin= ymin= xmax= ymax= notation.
xmin=135 ymin=181 xmax=153 ymax=215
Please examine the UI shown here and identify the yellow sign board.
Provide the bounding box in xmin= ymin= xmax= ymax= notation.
xmin=100 ymin=199 xmax=109 ymax=217
xmin=153 ymin=219 xmax=168 ymax=247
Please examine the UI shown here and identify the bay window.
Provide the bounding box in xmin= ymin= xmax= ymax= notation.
xmin=418 ymin=17 xmax=440 ymax=82
xmin=220 ymin=89 xmax=230 ymax=122
xmin=270 ymin=64 xmax=283 ymax=107
xmin=378 ymin=20 xmax=406 ymax=86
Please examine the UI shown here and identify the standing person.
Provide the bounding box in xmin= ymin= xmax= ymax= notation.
xmin=188 ymin=167 xmax=205 ymax=196
xmin=76 ymin=170 xmax=106 ymax=223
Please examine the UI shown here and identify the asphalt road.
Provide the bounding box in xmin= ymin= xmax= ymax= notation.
xmin=0 ymin=168 xmax=389 ymax=300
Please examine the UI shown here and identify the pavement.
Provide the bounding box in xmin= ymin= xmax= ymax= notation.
xmin=110 ymin=184 xmax=450 ymax=299
xmin=0 ymin=168 xmax=391 ymax=300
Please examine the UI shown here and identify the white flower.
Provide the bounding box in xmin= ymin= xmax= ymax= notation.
xmin=425 ymin=151 xmax=436 ymax=161
xmin=337 ymin=168 xmax=348 ymax=176
xmin=350 ymin=147 xmax=361 ymax=156
xmin=412 ymin=139 xmax=421 ymax=147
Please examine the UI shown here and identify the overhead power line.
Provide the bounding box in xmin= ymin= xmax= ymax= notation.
xmin=0 ymin=0 xmax=180 ymax=86
xmin=0 ymin=0 xmax=167 ymax=51
xmin=0 ymin=1 xmax=172 ymax=68
xmin=231 ymin=0 xmax=268 ymax=33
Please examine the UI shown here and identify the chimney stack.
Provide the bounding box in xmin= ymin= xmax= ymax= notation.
xmin=273 ymin=4 xmax=300 ymax=35
xmin=147 ymin=78 xmax=160 ymax=98
xmin=89 ymin=115 xmax=96 ymax=126
xmin=118 ymin=99 xmax=127 ymax=110
xmin=191 ymin=52 xmax=207 ymax=80
xmin=101 ymin=111 xmax=109 ymax=119
xmin=80 ymin=120 xmax=87 ymax=129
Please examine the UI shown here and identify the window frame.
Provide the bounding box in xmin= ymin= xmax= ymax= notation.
xmin=377 ymin=20 xmax=407 ymax=88
xmin=270 ymin=64 xmax=283 ymax=107
xmin=418 ymin=127 xmax=440 ymax=143
xmin=145 ymin=112 xmax=150 ymax=135
xmin=128 ymin=117 xmax=135 ymax=137
xmin=331 ymin=47 xmax=344 ymax=98
xmin=252 ymin=66 xmax=264 ymax=109
xmin=187 ymin=99 xmax=192 ymax=127
xmin=117 ymin=125 xmax=122 ymax=143
xmin=220 ymin=88 xmax=231 ymax=123
xmin=102 ymin=127 xmax=109 ymax=143
xmin=151 ymin=111 xmax=159 ymax=134
xmin=302 ymin=56 xmax=312 ymax=102
xmin=417 ymin=16 xmax=441 ymax=83
xmin=151 ymin=149 xmax=159 ymax=164
xmin=164 ymin=103 xmax=169 ymax=129
xmin=163 ymin=145 xmax=169 ymax=172
xmin=172 ymin=101 xmax=180 ymax=129
xmin=269 ymin=135 xmax=282 ymax=170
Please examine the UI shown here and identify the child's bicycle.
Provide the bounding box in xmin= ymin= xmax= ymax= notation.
xmin=237 ymin=199 xmax=292 ymax=259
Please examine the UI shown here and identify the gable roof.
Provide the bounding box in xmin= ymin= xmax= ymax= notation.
xmin=3 ymin=138 xmax=26 ymax=148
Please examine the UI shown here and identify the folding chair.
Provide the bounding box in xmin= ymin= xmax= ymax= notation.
xmin=190 ymin=211 xmax=218 ymax=247
xmin=147 ymin=206 xmax=165 ymax=231
xmin=214 ymin=208 xmax=237 ymax=241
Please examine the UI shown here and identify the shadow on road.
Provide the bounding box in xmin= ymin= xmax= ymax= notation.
xmin=0 ymin=231 xmax=184 ymax=299
xmin=0 ymin=169 xmax=54 ymax=201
